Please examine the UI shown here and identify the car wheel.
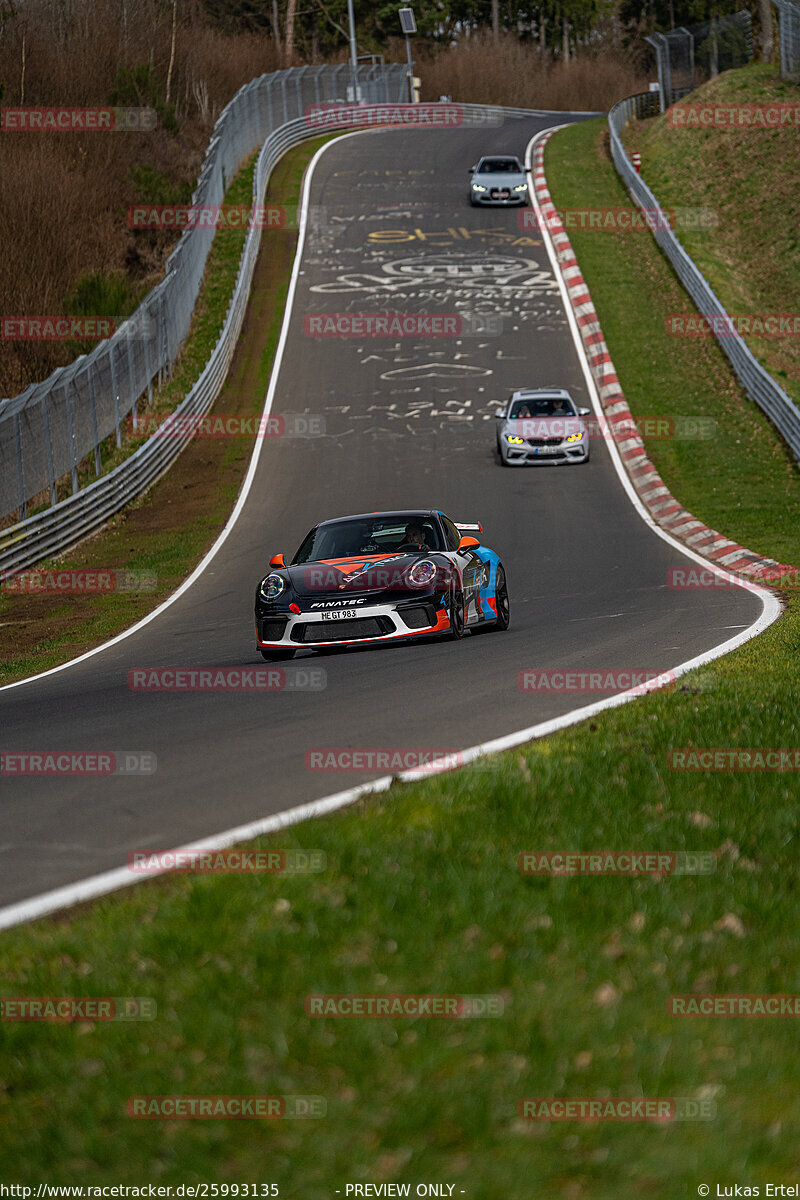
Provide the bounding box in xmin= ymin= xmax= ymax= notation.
xmin=259 ymin=648 xmax=296 ymax=661
xmin=493 ymin=565 xmax=510 ymax=630
xmin=447 ymin=587 xmax=465 ymax=640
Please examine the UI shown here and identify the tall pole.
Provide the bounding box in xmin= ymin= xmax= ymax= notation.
xmin=347 ymin=0 xmax=358 ymax=101
xmin=405 ymin=33 xmax=413 ymax=101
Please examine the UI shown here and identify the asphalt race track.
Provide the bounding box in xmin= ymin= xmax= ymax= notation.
xmin=0 ymin=114 xmax=763 ymax=909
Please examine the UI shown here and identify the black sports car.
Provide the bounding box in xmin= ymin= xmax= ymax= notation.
xmin=254 ymin=509 xmax=510 ymax=659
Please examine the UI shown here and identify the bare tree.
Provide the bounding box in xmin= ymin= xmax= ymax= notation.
xmin=758 ymin=0 xmax=775 ymax=60
xmin=285 ymin=0 xmax=296 ymax=63
xmin=20 ymin=22 xmax=27 ymax=103
xmin=165 ymin=0 xmax=177 ymax=103
xmin=271 ymin=0 xmax=282 ymax=64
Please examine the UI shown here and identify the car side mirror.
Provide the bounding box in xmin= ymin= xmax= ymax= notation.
xmin=578 ymin=407 xmax=591 ymax=416
xmin=495 ymin=408 xmax=506 ymax=419
xmin=269 ymin=553 xmax=286 ymax=568
xmin=469 ymin=165 xmax=477 ymax=173
xmin=458 ymin=535 xmax=481 ymax=550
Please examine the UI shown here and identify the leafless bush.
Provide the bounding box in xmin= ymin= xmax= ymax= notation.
xmin=416 ymin=34 xmax=650 ymax=112
xmin=0 ymin=1 xmax=649 ymax=395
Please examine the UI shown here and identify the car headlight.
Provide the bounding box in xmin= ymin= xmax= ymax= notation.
xmin=408 ymin=559 xmax=437 ymax=588
xmin=260 ymin=573 xmax=286 ymax=600
xmin=513 ymin=184 xmax=528 ymax=192
xmin=505 ymin=435 xmax=525 ymax=445
xmin=472 ymin=184 xmax=487 ymax=192
xmin=566 ymin=432 xmax=584 ymax=443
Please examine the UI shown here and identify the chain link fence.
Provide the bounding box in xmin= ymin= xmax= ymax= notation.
xmin=647 ymin=12 xmax=753 ymax=111
xmin=0 ymin=98 xmax=570 ymax=574
xmin=773 ymin=0 xmax=800 ymax=75
xmin=0 ymin=64 xmax=409 ymax=526
xmin=608 ymin=92 xmax=800 ymax=469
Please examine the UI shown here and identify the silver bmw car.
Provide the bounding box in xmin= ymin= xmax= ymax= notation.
xmin=496 ymin=388 xmax=592 ymax=466
xmin=468 ymin=155 xmax=529 ymax=206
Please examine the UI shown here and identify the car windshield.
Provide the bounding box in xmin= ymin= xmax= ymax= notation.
xmin=509 ymin=396 xmax=576 ymax=418
xmin=479 ymin=158 xmax=523 ymax=174
xmin=292 ymin=515 xmax=444 ymax=563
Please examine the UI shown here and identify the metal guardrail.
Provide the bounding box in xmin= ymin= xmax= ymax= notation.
xmin=0 ymin=98 xmax=570 ymax=576
xmin=608 ymin=92 xmax=800 ymax=469
xmin=0 ymin=64 xmax=409 ymax=527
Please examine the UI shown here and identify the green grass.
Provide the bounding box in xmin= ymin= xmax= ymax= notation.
xmin=1 ymin=605 xmax=799 ymax=1190
xmin=0 ymin=137 xmax=331 ymax=687
xmin=11 ymin=134 xmax=332 ymax=509
xmin=623 ymin=63 xmax=800 ymax=410
xmin=545 ymin=116 xmax=800 ymax=566
xmin=2 ymin=108 xmax=800 ymax=1193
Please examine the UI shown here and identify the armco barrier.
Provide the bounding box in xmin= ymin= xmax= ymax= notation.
xmin=0 ymin=99 xmax=597 ymax=575
xmin=0 ymin=65 xmax=409 ymax=528
xmin=608 ymin=92 xmax=800 ymax=468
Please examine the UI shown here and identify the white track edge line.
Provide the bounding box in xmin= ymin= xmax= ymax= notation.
xmin=0 ymin=131 xmax=363 ymax=695
xmin=0 ymin=120 xmax=782 ymax=932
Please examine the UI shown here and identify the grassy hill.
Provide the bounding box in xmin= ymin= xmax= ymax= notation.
xmin=624 ymin=63 xmax=800 ymax=408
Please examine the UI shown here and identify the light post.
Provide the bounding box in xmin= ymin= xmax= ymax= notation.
xmin=347 ymin=0 xmax=360 ymax=102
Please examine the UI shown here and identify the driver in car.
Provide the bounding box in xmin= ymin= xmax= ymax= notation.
xmin=399 ymin=523 xmax=429 ymax=551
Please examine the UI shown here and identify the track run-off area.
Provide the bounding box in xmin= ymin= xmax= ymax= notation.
xmin=0 ymin=113 xmax=771 ymax=920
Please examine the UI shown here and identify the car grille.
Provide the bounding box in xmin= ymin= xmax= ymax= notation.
xmin=526 ymin=436 xmax=563 ymax=447
xmin=259 ymin=617 xmax=288 ymax=641
xmin=491 ymin=188 xmax=511 ymax=200
xmin=294 ymin=617 xmax=392 ymax=643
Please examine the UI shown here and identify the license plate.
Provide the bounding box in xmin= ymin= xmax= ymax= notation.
xmin=534 ymin=446 xmax=560 ymax=456
xmin=321 ymin=610 xmax=361 ymax=620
